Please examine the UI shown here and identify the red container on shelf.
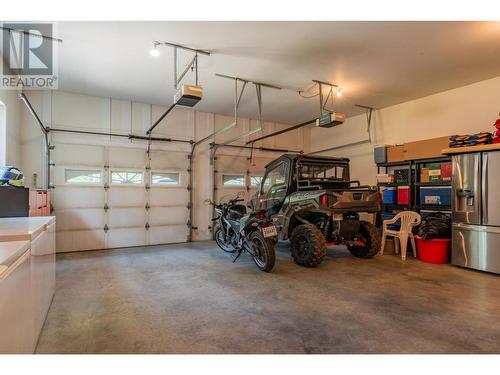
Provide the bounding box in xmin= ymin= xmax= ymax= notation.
xmin=416 ymin=236 xmax=451 ymax=264
xmin=397 ymin=186 xmax=410 ymax=205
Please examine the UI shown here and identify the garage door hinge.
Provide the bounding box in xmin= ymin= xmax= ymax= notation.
xmin=48 ymin=145 xmax=55 ymax=150
xmin=145 ymin=203 xmax=150 ymax=210
xmin=145 ymin=166 xmax=151 ymax=171
xmin=187 ymin=202 xmax=191 ymax=209
xmin=145 ymin=184 xmax=150 ymax=190
xmin=145 ymin=222 xmax=150 ymax=230
xmin=48 ymin=184 xmax=55 ymax=189
xmin=104 ymin=164 xmax=109 ymax=170
xmin=104 ymin=224 xmax=109 ymax=232
xmin=186 ymin=185 xmax=191 ymax=191
xmin=214 ymin=169 xmax=218 ymax=173
xmin=104 ymin=203 xmax=109 ymax=211
xmin=104 ymin=183 xmax=109 ymax=190
xmin=187 ymin=168 xmax=192 ymax=172
xmin=49 ymin=162 xmax=55 ymax=167
xmin=213 ymin=157 xmax=218 ymax=161
xmin=187 ymin=154 xmax=192 ymax=159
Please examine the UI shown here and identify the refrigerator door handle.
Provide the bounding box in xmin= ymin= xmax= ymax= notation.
xmin=482 ymin=153 xmax=488 ymax=225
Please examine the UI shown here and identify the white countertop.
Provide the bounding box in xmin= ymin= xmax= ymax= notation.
xmin=0 ymin=240 xmax=30 ymax=274
xmin=0 ymin=216 xmax=56 ymax=242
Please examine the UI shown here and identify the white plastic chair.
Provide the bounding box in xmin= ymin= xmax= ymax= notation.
xmin=380 ymin=211 xmax=421 ymax=260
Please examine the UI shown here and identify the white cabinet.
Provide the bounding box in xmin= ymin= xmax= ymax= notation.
xmin=0 ymin=241 xmax=33 ymax=353
xmin=0 ymin=217 xmax=56 ymax=353
xmin=30 ymin=221 xmax=56 ymax=342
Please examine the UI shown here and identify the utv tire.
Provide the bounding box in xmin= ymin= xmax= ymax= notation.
xmin=249 ymin=231 xmax=276 ymax=272
xmin=290 ymin=224 xmax=327 ymax=267
xmin=349 ymin=221 xmax=381 ymax=258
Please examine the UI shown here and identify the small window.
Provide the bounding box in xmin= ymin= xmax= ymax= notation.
xmin=152 ymin=172 xmax=180 ymax=185
xmin=250 ymin=176 xmax=262 ymax=186
xmin=65 ymin=169 xmax=102 ymax=184
xmin=222 ymin=174 xmax=245 ymax=186
xmin=111 ymin=171 xmax=144 ymax=185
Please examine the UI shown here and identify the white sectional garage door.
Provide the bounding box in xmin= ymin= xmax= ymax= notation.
xmin=52 ymin=141 xmax=189 ymax=252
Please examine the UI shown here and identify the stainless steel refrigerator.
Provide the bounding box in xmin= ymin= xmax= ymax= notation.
xmin=452 ymin=151 xmax=500 ymax=274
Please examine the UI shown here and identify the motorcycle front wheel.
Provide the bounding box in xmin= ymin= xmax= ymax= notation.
xmin=249 ymin=231 xmax=276 ymax=272
xmin=215 ymin=227 xmax=236 ymax=253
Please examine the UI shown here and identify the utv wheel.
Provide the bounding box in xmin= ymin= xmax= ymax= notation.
xmin=290 ymin=224 xmax=326 ymax=267
xmin=249 ymin=231 xmax=276 ymax=272
xmin=348 ymin=221 xmax=381 ymax=258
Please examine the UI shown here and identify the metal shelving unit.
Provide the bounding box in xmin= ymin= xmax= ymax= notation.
xmin=376 ymin=156 xmax=452 ymax=227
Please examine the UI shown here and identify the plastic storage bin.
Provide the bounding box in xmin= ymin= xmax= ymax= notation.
xmin=416 ymin=236 xmax=451 ymax=264
xmin=382 ymin=187 xmax=397 ymax=204
xmin=397 ymin=186 xmax=410 ymax=205
xmin=381 ymin=212 xmax=400 ymax=230
xmin=420 ymin=210 xmax=452 ymax=220
xmin=419 ymin=186 xmax=452 ymax=206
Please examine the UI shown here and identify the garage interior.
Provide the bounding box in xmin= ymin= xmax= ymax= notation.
xmin=2 ymin=20 xmax=500 ymax=355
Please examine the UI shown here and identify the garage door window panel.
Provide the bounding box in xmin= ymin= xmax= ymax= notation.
xmin=65 ymin=169 xmax=103 ymax=184
xmin=152 ymin=172 xmax=180 ymax=186
xmin=111 ymin=171 xmax=144 ymax=185
xmin=222 ymin=174 xmax=245 ymax=187
xmin=250 ymin=176 xmax=263 ymax=186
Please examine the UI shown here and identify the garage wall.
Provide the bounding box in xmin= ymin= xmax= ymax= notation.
xmin=0 ymin=89 xmax=22 ymax=167
xmin=20 ymin=90 xmax=310 ymax=252
xmin=310 ymin=75 xmax=500 ymax=185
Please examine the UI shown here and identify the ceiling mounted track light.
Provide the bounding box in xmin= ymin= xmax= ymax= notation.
xmin=149 ymin=41 xmax=160 ymax=57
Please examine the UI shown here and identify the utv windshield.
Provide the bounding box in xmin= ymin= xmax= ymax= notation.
xmin=298 ymin=163 xmax=347 ymax=181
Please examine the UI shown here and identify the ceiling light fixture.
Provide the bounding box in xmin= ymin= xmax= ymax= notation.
xmin=149 ymin=42 xmax=160 ymax=57
xmin=336 ymin=88 xmax=343 ymax=97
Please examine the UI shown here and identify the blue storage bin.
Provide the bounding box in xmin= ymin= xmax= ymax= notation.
xmin=381 ymin=212 xmax=400 ymax=230
xmin=382 ymin=187 xmax=397 ymax=204
xmin=420 ymin=210 xmax=452 ymax=220
xmin=419 ymin=186 xmax=452 ymax=206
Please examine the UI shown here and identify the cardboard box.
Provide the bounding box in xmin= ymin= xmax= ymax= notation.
xmin=428 ymin=163 xmax=441 ymax=182
xmin=386 ymin=144 xmax=405 ymax=163
xmin=441 ymin=162 xmax=452 ymax=181
xmin=373 ymin=146 xmax=387 ymax=164
xmin=420 ymin=168 xmax=430 ymax=183
xmin=403 ymin=136 xmax=450 ymax=161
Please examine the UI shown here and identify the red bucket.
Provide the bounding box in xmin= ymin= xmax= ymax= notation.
xmin=416 ymin=236 xmax=451 ymax=264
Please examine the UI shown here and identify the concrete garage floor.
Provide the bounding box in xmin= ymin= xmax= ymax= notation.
xmin=36 ymin=241 xmax=500 ymax=354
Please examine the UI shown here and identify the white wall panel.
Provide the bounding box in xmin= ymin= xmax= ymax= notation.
xmin=52 ymin=91 xmax=110 ymax=131
xmin=149 ymin=206 xmax=187 ymax=226
xmin=111 ymin=99 xmax=132 ymax=134
xmin=52 ymin=187 xmax=105 ymax=209
xmin=131 ymin=103 xmax=151 ymax=134
xmin=108 ymin=147 xmax=146 ymax=169
xmin=107 ymin=228 xmax=146 ymax=248
xmin=149 ymin=188 xmax=187 ymax=206
xmin=56 ymin=208 xmax=105 ymax=231
xmin=108 ymin=207 xmax=146 ymax=228
xmin=108 ymin=187 xmax=146 ymax=207
xmin=52 ymin=143 xmax=105 ymax=167
xmin=149 ymin=225 xmax=187 ymax=245
xmin=151 ymin=106 xmax=194 ymax=140
xmin=149 ymin=150 xmax=188 ymax=170
xmin=56 ymin=230 xmax=105 ymax=253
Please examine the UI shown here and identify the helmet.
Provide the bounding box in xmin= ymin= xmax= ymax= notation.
xmin=0 ymin=166 xmax=24 ymax=187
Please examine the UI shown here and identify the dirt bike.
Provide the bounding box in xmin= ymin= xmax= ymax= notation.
xmin=208 ymin=192 xmax=277 ymax=272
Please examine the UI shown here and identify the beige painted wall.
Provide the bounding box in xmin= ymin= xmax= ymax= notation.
xmin=310 ymin=75 xmax=500 ymax=185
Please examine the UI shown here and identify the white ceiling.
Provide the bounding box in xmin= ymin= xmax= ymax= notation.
xmin=57 ymin=21 xmax=500 ymax=124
